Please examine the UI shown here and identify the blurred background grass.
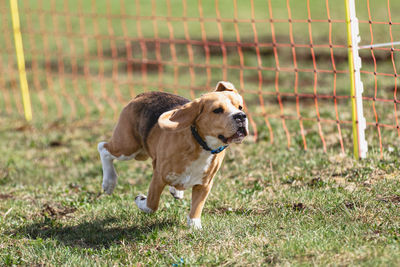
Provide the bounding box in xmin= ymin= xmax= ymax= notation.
xmin=0 ymin=0 xmax=399 ymax=154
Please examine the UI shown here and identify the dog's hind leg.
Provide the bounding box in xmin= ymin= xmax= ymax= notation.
xmin=169 ymin=186 xmax=184 ymax=200
xmin=98 ymin=142 xmax=119 ymax=194
xmin=98 ymin=141 xmax=144 ymax=194
xmin=98 ymin=107 xmax=145 ymax=194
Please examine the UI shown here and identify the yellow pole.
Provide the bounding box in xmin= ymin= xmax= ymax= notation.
xmin=345 ymin=0 xmax=359 ymax=159
xmin=10 ymin=0 xmax=32 ymax=121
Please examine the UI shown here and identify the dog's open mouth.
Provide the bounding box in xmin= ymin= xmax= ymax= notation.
xmin=218 ymin=127 xmax=248 ymax=144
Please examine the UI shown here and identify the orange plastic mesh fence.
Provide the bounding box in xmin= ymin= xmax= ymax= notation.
xmin=0 ymin=0 xmax=399 ymax=154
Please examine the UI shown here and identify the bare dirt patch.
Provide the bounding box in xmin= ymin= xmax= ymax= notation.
xmin=41 ymin=204 xmax=77 ymax=219
xmin=0 ymin=193 xmax=13 ymax=200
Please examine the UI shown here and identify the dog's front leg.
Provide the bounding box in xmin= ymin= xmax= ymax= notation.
xmin=188 ymin=182 xmax=213 ymax=229
xmin=135 ymin=172 xmax=165 ymax=213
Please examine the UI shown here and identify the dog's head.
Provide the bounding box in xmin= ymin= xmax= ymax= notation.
xmin=158 ymin=81 xmax=249 ymax=145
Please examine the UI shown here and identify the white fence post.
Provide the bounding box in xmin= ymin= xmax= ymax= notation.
xmin=345 ymin=0 xmax=368 ymax=159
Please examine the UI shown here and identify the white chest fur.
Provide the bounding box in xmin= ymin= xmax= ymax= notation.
xmin=166 ymin=151 xmax=214 ymax=189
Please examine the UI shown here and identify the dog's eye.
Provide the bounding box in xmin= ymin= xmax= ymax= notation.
xmin=213 ymin=107 xmax=224 ymax=114
xmin=239 ymin=105 xmax=243 ymax=110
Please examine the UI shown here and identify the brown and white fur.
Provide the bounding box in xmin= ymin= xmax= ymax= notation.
xmin=98 ymin=81 xmax=248 ymax=229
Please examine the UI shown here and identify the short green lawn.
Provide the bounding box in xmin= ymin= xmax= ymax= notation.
xmin=1 ymin=118 xmax=400 ymax=266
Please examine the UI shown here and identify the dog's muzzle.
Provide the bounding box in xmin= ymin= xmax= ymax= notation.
xmin=218 ymin=112 xmax=249 ymax=144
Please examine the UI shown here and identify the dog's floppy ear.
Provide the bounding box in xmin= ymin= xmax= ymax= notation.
xmin=215 ymin=81 xmax=237 ymax=93
xmin=158 ymin=99 xmax=202 ymax=131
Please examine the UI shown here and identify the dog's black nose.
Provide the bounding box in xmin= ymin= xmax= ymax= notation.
xmin=233 ymin=112 xmax=247 ymax=122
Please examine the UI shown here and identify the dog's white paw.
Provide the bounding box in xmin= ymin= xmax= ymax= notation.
xmin=102 ymin=176 xmax=117 ymax=195
xmin=169 ymin=186 xmax=184 ymax=200
xmin=98 ymin=141 xmax=118 ymax=195
xmin=135 ymin=194 xmax=154 ymax=213
xmin=187 ymin=216 xmax=202 ymax=230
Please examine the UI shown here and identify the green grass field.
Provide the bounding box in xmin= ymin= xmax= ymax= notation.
xmin=1 ymin=0 xmax=400 ymax=266
xmin=1 ymin=119 xmax=400 ymax=266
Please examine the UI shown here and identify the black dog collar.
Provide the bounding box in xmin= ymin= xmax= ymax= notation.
xmin=190 ymin=125 xmax=228 ymax=154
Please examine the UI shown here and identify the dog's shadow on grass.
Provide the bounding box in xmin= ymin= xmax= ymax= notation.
xmin=12 ymin=216 xmax=177 ymax=249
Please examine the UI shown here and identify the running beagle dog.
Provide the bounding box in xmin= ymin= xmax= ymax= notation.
xmin=98 ymin=81 xmax=248 ymax=229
